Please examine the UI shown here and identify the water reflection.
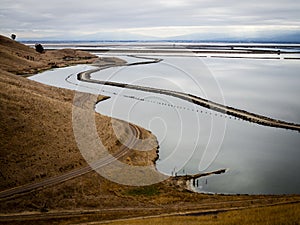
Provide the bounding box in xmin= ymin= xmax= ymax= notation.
xmin=94 ymin=56 xmax=300 ymax=194
xmin=30 ymin=56 xmax=300 ymax=194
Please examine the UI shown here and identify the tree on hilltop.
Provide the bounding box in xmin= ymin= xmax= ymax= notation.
xmin=11 ymin=34 xmax=16 ymax=40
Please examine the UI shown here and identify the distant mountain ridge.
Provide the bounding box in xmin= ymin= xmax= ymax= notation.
xmin=165 ymin=31 xmax=300 ymax=43
xmin=18 ymin=30 xmax=300 ymax=43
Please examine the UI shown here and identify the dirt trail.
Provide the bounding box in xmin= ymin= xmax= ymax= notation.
xmin=0 ymin=113 xmax=142 ymax=199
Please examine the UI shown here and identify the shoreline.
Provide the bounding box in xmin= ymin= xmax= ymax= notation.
xmin=78 ymin=56 xmax=300 ymax=132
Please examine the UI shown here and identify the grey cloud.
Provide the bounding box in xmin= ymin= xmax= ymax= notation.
xmin=0 ymin=0 xmax=299 ymax=38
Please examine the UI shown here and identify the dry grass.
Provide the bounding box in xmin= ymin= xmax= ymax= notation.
xmin=0 ymin=35 xmax=97 ymax=75
xmin=0 ymin=69 xmax=79 ymax=189
xmin=0 ymin=34 xmax=158 ymax=212
xmin=100 ymin=203 xmax=300 ymax=225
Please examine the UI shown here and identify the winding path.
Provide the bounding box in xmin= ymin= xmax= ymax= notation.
xmin=77 ymin=56 xmax=300 ymax=132
xmin=0 ymin=123 xmax=141 ymax=199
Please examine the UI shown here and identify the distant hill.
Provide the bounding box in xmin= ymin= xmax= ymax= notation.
xmin=19 ymin=30 xmax=300 ymax=43
xmin=253 ymin=31 xmax=300 ymax=43
xmin=166 ymin=31 xmax=300 ymax=43
xmin=77 ymin=31 xmax=157 ymax=41
xmin=19 ymin=31 xmax=157 ymax=42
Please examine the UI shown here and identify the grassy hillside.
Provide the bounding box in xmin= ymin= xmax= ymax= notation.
xmin=0 ymin=35 xmax=158 ymax=208
xmin=0 ymin=35 xmax=97 ymax=75
xmin=1 ymin=35 xmax=105 ymax=189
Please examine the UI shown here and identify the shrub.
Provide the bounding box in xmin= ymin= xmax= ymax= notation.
xmin=35 ymin=43 xmax=44 ymax=53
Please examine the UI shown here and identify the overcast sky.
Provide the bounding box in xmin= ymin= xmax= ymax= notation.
xmin=0 ymin=0 xmax=299 ymax=39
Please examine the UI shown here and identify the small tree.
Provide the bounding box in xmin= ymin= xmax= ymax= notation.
xmin=11 ymin=34 xmax=16 ymax=40
xmin=35 ymin=43 xmax=45 ymax=53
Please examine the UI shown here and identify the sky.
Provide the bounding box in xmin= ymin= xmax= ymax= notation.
xmin=0 ymin=0 xmax=300 ymax=40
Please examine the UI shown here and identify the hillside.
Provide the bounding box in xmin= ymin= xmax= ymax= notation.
xmin=0 ymin=35 xmax=159 ymax=209
xmin=0 ymin=35 xmax=97 ymax=75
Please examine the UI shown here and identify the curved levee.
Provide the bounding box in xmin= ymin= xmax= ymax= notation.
xmin=77 ymin=56 xmax=300 ymax=132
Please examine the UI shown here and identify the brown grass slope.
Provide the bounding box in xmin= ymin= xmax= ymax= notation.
xmin=0 ymin=35 xmax=99 ymax=190
xmin=0 ymin=35 xmax=157 ymax=197
xmin=0 ymin=35 xmax=97 ymax=75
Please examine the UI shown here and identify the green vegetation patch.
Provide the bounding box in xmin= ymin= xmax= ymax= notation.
xmin=126 ymin=185 xmax=160 ymax=196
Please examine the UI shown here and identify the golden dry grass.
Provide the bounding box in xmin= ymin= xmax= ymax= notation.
xmin=100 ymin=203 xmax=300 ymax=225
xmin=0 ymin=35 xmax=97 ymax=75
xmin=0 ymin=34 xmax=158 ymax=212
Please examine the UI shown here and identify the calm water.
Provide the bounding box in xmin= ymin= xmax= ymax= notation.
xmin=30 ymin=53 xmax=300 ymax=194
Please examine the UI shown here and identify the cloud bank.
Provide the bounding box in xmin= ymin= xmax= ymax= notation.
xmin=0 ymin=0 xmax=299 ymax=39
